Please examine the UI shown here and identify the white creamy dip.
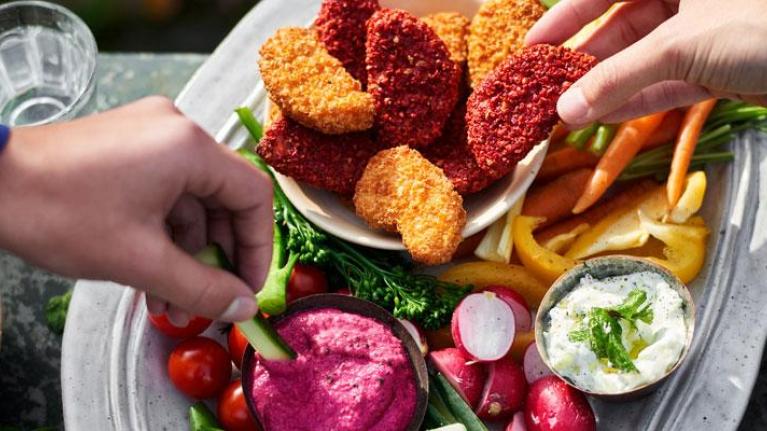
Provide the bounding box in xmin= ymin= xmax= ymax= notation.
xmin=544 ymin=271 xmax=687 ymax=393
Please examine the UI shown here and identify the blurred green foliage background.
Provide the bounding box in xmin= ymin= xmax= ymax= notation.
xmin=52 ymin=0 xmax=255 ymax=52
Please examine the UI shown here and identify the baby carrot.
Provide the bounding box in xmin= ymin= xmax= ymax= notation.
xmin=523 ymin=168 xmax=593 ymax=228
xmin=667 ymin=99 xmax=718 ymax=207
xmin=572 ymin=112 xmax=667 ymax=214
xmin=536 ymin=147 xmax=600 ymax=182
xmin=643 ymin=109 xmax=684 ymax=150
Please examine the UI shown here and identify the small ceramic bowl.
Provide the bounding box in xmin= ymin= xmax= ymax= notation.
xmin=241 ymin=294 xmax=429 ymax=431
xmin=264 ymin=0 xmax=547 ymax=251
xmin=534 ymin=256 xmax=696 ymax=401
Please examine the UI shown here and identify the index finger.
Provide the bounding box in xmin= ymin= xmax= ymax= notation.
xmin=525 ymin=0 xmax=619 ymax=46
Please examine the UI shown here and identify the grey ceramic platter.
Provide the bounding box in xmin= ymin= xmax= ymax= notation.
xmin=62 ymin=0 xmax=767 ymax=429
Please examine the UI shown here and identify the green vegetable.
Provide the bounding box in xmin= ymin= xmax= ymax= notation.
xmin=427 ymin=381 xmax=457 ymax=428
xmin=568 ymin=289 xmax=654 ymax=372
xmin=236 ymin=108 xmax=471 ymax=329
xmin=566 ymin=123 xmax=598 ymax=150
xmin=256 ymin=221 xmax=298 ymax=315
xmin=432 ymin=373 xmax=488 ymax=431
xmin=589 ymin=124 xmax=617 ymax=155
xmin=540 ymin=0 xmax=560 ymax=8
xmin=46 ymin=288 xmax=73 ymax=335
xmin=189 ymin=402 xmax=224 ymax=431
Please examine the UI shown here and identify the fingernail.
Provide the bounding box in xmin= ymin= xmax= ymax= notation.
xmin=558 ymin=87 xmax=590 ymax=125
xmin=168 ymin=310 xmax=190 ymax=327
xmin=219 ymin=296 xmax=259 ymax=322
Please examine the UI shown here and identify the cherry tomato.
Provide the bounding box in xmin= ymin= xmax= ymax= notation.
xmin=287 ymin=264 xmax=328 ymax=302
xmin=217 ymin=380 xmax=261 ymax=431
xmin=148 ymin=312 xmax=211 ymax=338
xmin=168 ymin=337 xmax=232 ymax=399
xmin=228 ymin=325 xmax=249 ymax=370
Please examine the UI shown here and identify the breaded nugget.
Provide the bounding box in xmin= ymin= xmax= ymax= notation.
xmin=421 ymin=101 xmax=496 ymax=194
xmin=354 ymin=146 xmax=466 ymax=265
xmin=259 ymin=27 xmax=374 ymax=135
xmin=466 ymin=44 xmax=597 ymax=179
xmin=258 ymin=116 xmax=381 ymax=195
xmin=314 ymin=0 xmax=380 ymax=86
xmin=467 ymin=0 xmax=545 ymax=87
xmin=421 ymin=12 xmax=470 ymax=65
xmin=366 ymin=9 xmax=461 ymax=148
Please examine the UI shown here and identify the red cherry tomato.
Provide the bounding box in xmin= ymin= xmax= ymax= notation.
xmin=148 ymin=312 xmax=211 ymax=338
xmin=228 ymin=325 xmax=250 ymax=370
xmin=168 ymin=337 xmax=232 ymax=399
xmin=217 ymin=380 xmax=261 ymax=431
xmin=287 ymin=264 xmax=328 ymax=302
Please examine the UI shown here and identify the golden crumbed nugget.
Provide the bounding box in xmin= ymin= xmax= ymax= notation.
xmin=259 ymin=27 xmax=374 ymax=134
xmin=354 ymin=146 xmax=466 ymax=265
xmin=422 ymin=12 xmax=470 ymax=65
xmin=467 ymin=0 xmax=545 ymax=87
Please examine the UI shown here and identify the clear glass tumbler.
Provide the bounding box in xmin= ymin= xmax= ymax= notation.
xmin=0 ymin=1 xmax=97 ymax=126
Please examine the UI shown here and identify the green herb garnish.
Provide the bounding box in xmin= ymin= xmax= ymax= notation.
xmin=46 ymin=288 xmax=73 ymax=335
xmin=568 ymin=289 xmax=654 ymax=372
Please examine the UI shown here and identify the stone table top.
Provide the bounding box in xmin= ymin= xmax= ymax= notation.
xmin=0 ymin=52 xmax=765 ymax=430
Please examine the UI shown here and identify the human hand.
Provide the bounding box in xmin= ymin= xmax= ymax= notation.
xmin=526 ymin=0 xmax=767 ymax=125
xmin=0 ymin=97 xmax=273 ymax=324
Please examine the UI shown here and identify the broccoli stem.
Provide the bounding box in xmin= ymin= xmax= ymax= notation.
xmin=256 ymin=221 xmax=298 ymax=315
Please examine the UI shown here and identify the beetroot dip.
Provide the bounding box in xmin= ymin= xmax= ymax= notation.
xmin=248 ymin=307 xmax=418 ymax=431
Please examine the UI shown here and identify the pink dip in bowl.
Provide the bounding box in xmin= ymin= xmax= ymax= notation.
xmin=247 ymin=307 xmax=418 ymax=431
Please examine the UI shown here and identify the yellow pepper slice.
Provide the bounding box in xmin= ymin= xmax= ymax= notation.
xmin=638 ymin=212 xmax=709 ymax=284
xmin=438 ymin=261 xmax=549 ymax=307
xmin=512 ymin=216 xmax=579 ymax=285
xmin=667 ymin=171 xmax=707 ymax=223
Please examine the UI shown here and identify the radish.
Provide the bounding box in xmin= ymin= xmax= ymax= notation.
xmin=507 ymin=411 xmax=528 ymax=431
xmin=429 ymin=348 xmax=487 ymax=408
xmin=481 ymin=285 xmax=532 ymax=332
xmin=398 ymin=318 xmax=429 ymax=356
xmin=525 ymin=376 xmax=596 ymax=431
xmin=452 ymin=292 xmax=516 ymax=361
xmin=523 ymin=342 xmax=554 ymax=384
xmin=476 ymin=356 xmax=527 ymax=420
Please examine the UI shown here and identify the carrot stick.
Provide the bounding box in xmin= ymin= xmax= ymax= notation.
xmin=572 ymin=112 xmax=667 ymax=214
xmin=643 ymin=109 xmax=684 ymax=150
xmin=667 ymin=99 xmax=718 ymax=206
xmin=536 ymin=147 xmax=600 ymax=182
xmin=550 ymin=122 xmax=569 ymax=145
xmin=523 ymin=168 xmax=593 ymax=228
xmin=537 ymin=179 xmax=658 ymax=242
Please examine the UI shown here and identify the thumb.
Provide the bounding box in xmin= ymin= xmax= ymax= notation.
xmin=137 ymin=234 xmax=259 ymax=322
xmin=557 ymin=19 xmax=683 ymax=125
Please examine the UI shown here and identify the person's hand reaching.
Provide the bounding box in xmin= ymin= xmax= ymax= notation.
xmin=526 ymin=0 xmax=767 ymax=126
xmin=0 ymin=97 xmax=273 ymax=325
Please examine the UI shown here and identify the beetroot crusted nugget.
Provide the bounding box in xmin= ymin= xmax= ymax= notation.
xmin=258 ymin=117 xmax=381 ymax=195
xmin=422 ymin=101 xmax=496 ymax=194
xmin=314 ymin=0 xmax=380 ymax=86
xmin=466 ymin=44 xmax=597 ymax=179
xmin=366 ymin=9 xmax=461 ymax=148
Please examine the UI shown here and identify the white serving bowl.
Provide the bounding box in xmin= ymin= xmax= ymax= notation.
xmin=268 ymin=0 xmax=548 ymax=251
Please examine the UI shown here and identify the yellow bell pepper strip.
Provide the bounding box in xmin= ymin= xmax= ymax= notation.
xmin=512 ymin=216 xmax=579 ymax=285
xmin=438 ymin=261 xmax=549 ymax=308
xmin=667 ymin=171 xmax=707 ymax=223
xmin=543 ymin=223 xmax=590 ymax=254
xmin=509 ymin=330 xmax=536 ymax=362
xmin=638 ymin=212 xmax=709 ymax=284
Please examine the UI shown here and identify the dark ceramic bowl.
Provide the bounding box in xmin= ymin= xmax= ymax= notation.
xmin=535 ymin=256 xmax=696 ymax=401
xmin=241 ymin=294 xmax=429 ymax=431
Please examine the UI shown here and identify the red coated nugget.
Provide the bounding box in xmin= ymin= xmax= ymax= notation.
xmin=366 ymin=9 xmax=461 ymax=148
xmin=422 ymin=101 xmax=496 ymax=194
xmin=258 ymin=116 xmax=381 ymax=195
xmin=466 ymin=44 xmax=596 ymax=179
xmin=314 ymin=0 xmax=380 ymax=86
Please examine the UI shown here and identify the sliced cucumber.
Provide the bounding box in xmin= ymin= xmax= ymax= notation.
xmin=429 ymin=425 xmax=468 ymax=431
xmin=189 ymin=402 xmax=223 ymax=431
xmin=433 ymin=373 xmax=488 ymax=431
xmin=237 ymin=314 xmax=296 ymax=361
xmin=195 ymin=244 xmax=234 ymax=272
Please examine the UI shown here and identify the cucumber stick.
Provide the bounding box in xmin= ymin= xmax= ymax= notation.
xmin=195 ymin=245 xmax=295 ymax=361
xmin=432 ymin=374 xmax=488 ymax=431
xmin=188 ymin=402 xmax=223 ymax=431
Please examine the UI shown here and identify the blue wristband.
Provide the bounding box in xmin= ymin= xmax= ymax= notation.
xmin=0 ymin=125 xmax=9 ymax=153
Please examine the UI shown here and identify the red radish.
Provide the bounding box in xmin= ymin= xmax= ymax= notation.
xmin=429 ymin=348 xmax=487 ymax=408
xmin=476 ymin=356 xmax=527 ymax=420
xmin=481 ymin=285 xmax=532 ymax=332
xmin=524 ymin=342 xmax=554 ymax=384
xmin=525 ymin=376 xmax=595 ymax=431
xmin=452 ymin=292 xmax=516 ymax=361
xmin=507 ymin=411 xmax=528 ymax=431
xmin=399 ymin=319 xmax=429 ymax=356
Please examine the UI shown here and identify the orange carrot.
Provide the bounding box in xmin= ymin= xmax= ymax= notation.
xmin=667 ymin=99 xmax=718 ymax=206
xmin=572 ymin=112 xmax=667 ymax=214
xmin=537 ymin=179 xmax=658 ymax=242
xmin=536 ymin=147 xmax=600 ymax=182
xmin=643 ymin=109 xmax=684 ymax=150
xmin=523 ymin=168 xmax=593 ymax=228
xmin=550 ymin=122 xmax=569 ymax=145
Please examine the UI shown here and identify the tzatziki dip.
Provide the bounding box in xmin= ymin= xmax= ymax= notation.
xmin=544 ymin=271 xmax=688 ymax=393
